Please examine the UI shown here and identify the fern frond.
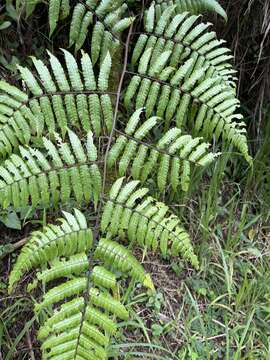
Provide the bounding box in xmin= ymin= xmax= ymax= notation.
xmin=155 ymin=0 xmax=227 ymax=21
xmin=101 ymin=178 xmax=199 ymax=268
xmin=133 ymin=5 xmax=233 ymax=85
xmin=0 ymin=50 xmax=113 ymax=158
xmin=8 ymin=209 xmax=92 ymax=293
xmin=69 ymin=0 xmax=134 ymax=57
xmin=9 ymin=210 xmax=153 ymax=359
xmin=16 ymin=1 xmax=134 ymax=54
xmin=126 ymin=7 xmax=252 ymax=164
xmin=108 ymin=109 xmax=217 ymax=192
xmin=0 ymin=129 xmax=101 ymax=210
xmin=5 ymin=2 xmax=252 ymax=359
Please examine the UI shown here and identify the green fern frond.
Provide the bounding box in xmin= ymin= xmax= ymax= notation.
xmin=125 ymin=7 xmax=251 ymax=164
xmin=8 ymin=209 xmax=153 ymax=359
xmin=4 ymin=1 xmax=252 ymax=358
xmin=107 ymin=108 xmax=218 ymax=192
xmin=133 ymin=4 xmax=233 ymax=85
xmin=101 ymin=178 xmax=199 ymax=268
xmin=70 ymin=0 xmax=134 ymax=58
xmin=8 ymin=209 xmax=92 ymax=293
xmin=0 ymin=129 xmax=102 ymax=210
xmin=155 ymin=0 xmax=227 ymax=21
xmin=0 ymin=50 xmax=113 ymax=158
xmin=15 ymin=1 xmax=134 ymax=54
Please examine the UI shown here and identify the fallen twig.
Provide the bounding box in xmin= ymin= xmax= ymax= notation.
xmin=0 ymin=238 xmax=28 ymax=260
xmin=26 ymin=330 xmax=35 ymax=360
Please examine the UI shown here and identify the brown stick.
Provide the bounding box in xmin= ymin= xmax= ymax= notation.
xmin=26 ymin=330 xmax=35 ymax=360
xmin=12 ymin=237 xmax=28 ymax=250
xmin=102 ymin=22 xmax=134 ymax=192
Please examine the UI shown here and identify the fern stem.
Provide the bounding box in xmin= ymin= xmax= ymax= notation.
xmin=73 ymin=26 xmax=134 ymax=351
xmin=114 ymin=128 xmax=208 ymax=166
xmin=102 ymin=22 xmax=134 ymax=192
xmin=100 ymin=195 xmax=186 ymax=246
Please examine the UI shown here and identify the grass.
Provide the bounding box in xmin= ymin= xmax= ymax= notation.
xmin=112 ymin=135 xmax=270 ymax=359
xmin=121 ymin=188 xmax=269 ymax=359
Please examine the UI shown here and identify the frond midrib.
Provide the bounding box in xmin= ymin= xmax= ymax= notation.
xmin=69 ymin=248 xmax=93 ymax=360
xmin=125 ymin=70 xmax=241 ymax=129
xmin=132 ymin=30 xmax=234 ymax=83
xmin=114 ymin=128 xmax=212 ymax=166
xmin=101 ymin=195 xmax=186 ymax=243
xmin=0 ymin=88 xmax=116 ymax=128
xmin=0 ymin=158 xmax=102 ymax=189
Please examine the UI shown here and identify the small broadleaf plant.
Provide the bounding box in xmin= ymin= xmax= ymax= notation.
xmin=1 ymin=0 xmax=251 ymax=358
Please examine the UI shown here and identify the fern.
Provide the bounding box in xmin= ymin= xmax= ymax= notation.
xmin=0 ymin=130 xmax=102 ymax=210
xmin=133 ymin=4 xmax=234 ymax=85
xmin=8 ymin=209 xmax=92 ymax=292
xmin=126 ymin=4 xmax=252 ymax=164
xmin=8 ymin=210 xmax=153 ymax=359
xmin=0 ymin=49 xmax=113 ymax=158
xmin=101 ymin=178 xmax=199 ymax=268
xmin=4 ymin=1 xmax=253 ymax=358
xmin=15 ymin=0 xmax=134 ymax=56
xmin=155 ymin=0 xmax=227 ymax=21
xmin=107 ymin=108 xmax=218 ymax=192
xmin=70 ymin=0 xmax=134 ymax=59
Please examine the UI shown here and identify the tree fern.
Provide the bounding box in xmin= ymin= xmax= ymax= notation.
xmin=126 ymin=5 xmax=252 ymax=164
xmin=0 ymin=49 xmax=113 ymax=158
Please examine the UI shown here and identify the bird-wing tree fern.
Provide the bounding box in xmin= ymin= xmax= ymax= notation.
xmin=2 ymin=0 xmax=252 ymax=358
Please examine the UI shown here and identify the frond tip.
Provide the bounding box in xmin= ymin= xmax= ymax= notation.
xmin=126 ymin=5 xmax=251 ymax=164
xmin=101 ymin=178 xmax=199 ymax=269
xmin=155 ymin=0 xmax=227 ymax=21
xmin=8 ymin=209 xmax=92 ymax=293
